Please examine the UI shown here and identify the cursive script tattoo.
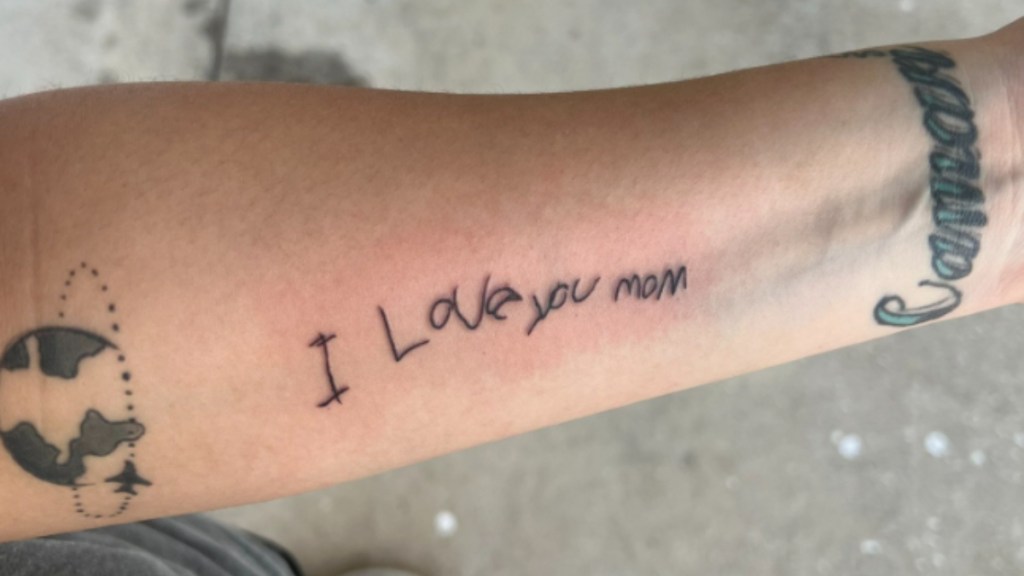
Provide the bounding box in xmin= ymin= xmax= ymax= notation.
xmin=859 ymin=46 xmax=984 ymax=326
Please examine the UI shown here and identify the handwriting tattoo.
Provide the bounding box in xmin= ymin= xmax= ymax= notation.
xmin=853 ymin=46 xmax=985 ymax=326
xmin=527 ymin=276 xmax=600 ymax=335
xmin=613 ymin=266 xmax=687 ymax=302
xmin=373 ymin=263 xmax=687 ymax=363
xmin=310 ymin=332 xmax=350 ymax=407
xmin=0 ymin=263 xmax=150 ymax=520
xmin=428 ymin=275 xmax=524 ymax=331
xmin=379 ymin=306 xmax=430 ymax=362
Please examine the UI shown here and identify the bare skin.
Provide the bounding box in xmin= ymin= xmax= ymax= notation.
xmin=0 ymin=18 xmax=1021 ymax=542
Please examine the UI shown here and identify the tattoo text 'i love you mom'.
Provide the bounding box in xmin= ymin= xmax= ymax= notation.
xmin=310 ymin=262 xmax=687 ymax=408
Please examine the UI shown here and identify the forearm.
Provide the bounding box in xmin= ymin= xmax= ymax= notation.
xmin=0 ymin=28 xmax=1019 ymax=540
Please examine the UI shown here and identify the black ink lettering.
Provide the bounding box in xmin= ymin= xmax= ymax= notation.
xmin=614 ymin=275 xmax=642 ymax=302
xmin=378 ymin=306 xmax=430 ymax=362
xmin=457 ymin=276 xmax=491 ymax=330
xmin=526 ymin=295 xmax=551 ymax=336
xmin=658 ymin=266 xmax=687 ymax=298
xmin=430 ymin=277 xmax=525 ymax=331
xmin=374 ymin=267 xmax=678 ymax=354
xmin=310 ymin=332 xmax=349 ymax=407
xmin=571 ymin=277 xmax=600 ymax=303
xmin=550 ymin=283 xmax=570 ymax=310
xmin=642 ymin=275 xmax=658 ymax=298
xmin=429 ymin=292 xmax=457 ymax=330
xmin=526 ymin=277 xmax=599 ymax=336
xmin=614 ymin=265 xmax=688 ymax=302
xmin=485 ymin=285 xmax=524 ymax=320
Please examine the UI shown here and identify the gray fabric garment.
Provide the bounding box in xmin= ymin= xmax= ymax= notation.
xmin=0 ymin=515 xmax=300 ymax=576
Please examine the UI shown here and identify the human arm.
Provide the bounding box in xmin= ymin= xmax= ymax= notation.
xmin=0 ymin=20 xmax=1021 ymax=541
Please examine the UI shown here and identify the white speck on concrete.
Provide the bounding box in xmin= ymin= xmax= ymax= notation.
xmin=907 ymin=536 xmax=923 ymax=553
xmin=1014 ymin=432 xmax=1024 ymax=448
xmin=830 ymin=429 xmax=843 ymax=444
xmin=838 ymin=434 xmax=863 ymax=460
xmin=926 ymin=516 xmax=941 ymax=531
xmin=899 ymin=0 xmax=915 ymax=12
xmin=970 ymin=450 xmax=986 ymax=467
xmin=435 ymin=510 xmax=458 ymax=538
xmin=860 ymin=539 xmax=883 ymax=555
xmin=924 ymin=431 xmax=950 ymax=458
xmin=932 ymin=553 xmax=946 ymax=568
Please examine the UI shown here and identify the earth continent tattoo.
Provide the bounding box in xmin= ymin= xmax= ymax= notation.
xmin=0 ymin=263 xmax=150 ymax=520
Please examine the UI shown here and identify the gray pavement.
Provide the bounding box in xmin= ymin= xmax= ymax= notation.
xmin=3 ymin=1 xmax=1024 ymax=575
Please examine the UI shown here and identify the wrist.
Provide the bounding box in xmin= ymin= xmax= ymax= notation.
xmin=856 ymin=36 xmax=1019 ymax=326
xmin=958 ymin=25 xmax=1024 ymax=307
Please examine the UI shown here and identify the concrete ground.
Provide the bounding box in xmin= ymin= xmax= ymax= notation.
xmin=2 ymin=1 xmax=1024 ymax=575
